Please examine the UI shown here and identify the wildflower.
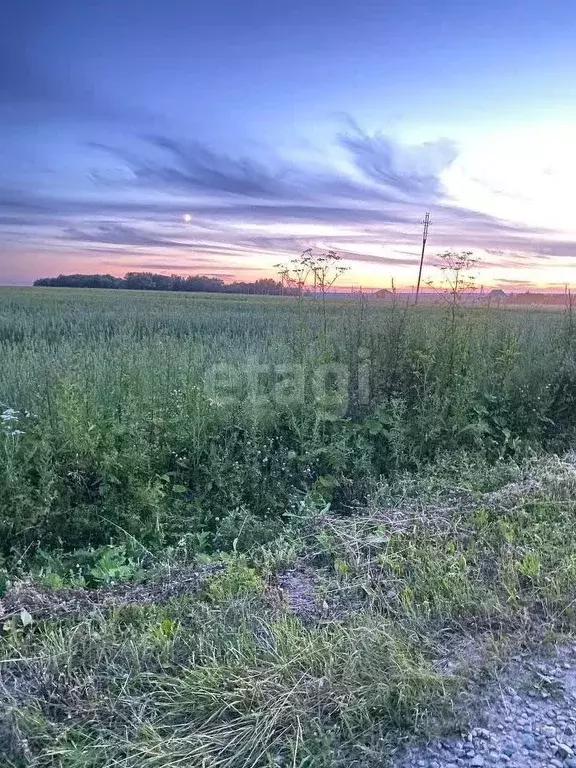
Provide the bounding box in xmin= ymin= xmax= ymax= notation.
xmin=1 ymin=408 xmax=18 ymax=423
xmin=10 ymin=430 xmax=25 ymax=437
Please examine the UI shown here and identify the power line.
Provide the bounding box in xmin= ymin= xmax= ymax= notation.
xmin=415 ymin=212 xmax=431 ymax=305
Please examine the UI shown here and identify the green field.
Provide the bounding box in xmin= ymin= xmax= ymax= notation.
xmin=0 ymin=286 xmax=574 ymax=554
xmin=2 ymin=286 xmax=576 ymax=766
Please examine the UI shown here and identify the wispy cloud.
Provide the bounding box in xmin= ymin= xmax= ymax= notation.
xmin=2 ymin=124 xmax=576 ymax=284
xmin=91 ymin=135 xmax=402 ymax=205
xmin=61 ymin=223 xmax=191 ymax=249
xmin=339 ymin=128 xmax=458 ymax=199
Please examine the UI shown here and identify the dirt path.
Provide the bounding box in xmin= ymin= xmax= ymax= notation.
xmin=0 ymin=563 xmax=223 ymax=620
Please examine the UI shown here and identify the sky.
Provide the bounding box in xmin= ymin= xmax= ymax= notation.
xmin=2 ymin=0 xmax=576 ymax=290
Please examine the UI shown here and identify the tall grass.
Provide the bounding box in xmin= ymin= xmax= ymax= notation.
xmin=0 ymin=287 xmax=575 ymax=560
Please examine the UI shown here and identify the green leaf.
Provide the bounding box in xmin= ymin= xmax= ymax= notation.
xmin=317 ymin=474 xmax=338 ymax=490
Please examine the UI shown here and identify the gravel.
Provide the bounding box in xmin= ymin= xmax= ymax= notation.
xmin=395 ymin=646 xmax=576 ymax=768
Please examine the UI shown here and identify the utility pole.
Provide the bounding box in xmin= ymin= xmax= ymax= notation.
xmin=415 ymin=212 xmax=431 ymax=305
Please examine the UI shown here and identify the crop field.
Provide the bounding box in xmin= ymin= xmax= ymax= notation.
xmin=2 ymin=286 xmax=576 ymax=766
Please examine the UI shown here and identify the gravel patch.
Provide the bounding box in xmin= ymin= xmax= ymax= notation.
xmin=395 ymin=645 xmax=576 ymax=768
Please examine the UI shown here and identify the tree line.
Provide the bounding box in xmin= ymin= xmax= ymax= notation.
xmin=33 ymin=272 xmax=298 ymax=295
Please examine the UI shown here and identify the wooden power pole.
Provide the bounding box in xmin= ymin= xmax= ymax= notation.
xmin=415 ymin=212 xmax=431 ymax=305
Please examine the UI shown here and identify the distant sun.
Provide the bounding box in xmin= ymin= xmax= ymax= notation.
xmin=183 ymin=213 xmax=192 ymax=223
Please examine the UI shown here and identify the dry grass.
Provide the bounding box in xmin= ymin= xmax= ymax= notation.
xmin=3 ymin=453 xmax=576 ymax=766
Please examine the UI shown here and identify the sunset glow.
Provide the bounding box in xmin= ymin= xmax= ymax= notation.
xmin=3 ymin=2 xmax=576 ymax=290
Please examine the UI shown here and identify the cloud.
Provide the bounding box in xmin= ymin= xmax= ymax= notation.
xmin=0 ymin=216 xmax=34 ymax=226
xmin=339 ymin=128 xmax=458 ymax=199
xmin=84 ymin=133 xmax=543 ymax=261
xmin=91 ymin=138 xmax=302 ymax=200
xmin=62 ymin=223 xmax=190 ymax=249
xmin=101 ymin=260 xmax=256 ymax=274
xmin=4 ymin=188 xmax=576 ymax=278
xmin=3 ymin=122 xmax=576 ymax=284
xmin=140 ymin=136 xmax=297 ymax=199
xmin=0 ymin=187 xmax=52 ymax=213
xmin=91 ymin=131 xmax=453 ymax=206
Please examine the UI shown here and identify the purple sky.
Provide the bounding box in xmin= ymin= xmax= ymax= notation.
xmin=2 ymin=0 xmax=576 ymax=288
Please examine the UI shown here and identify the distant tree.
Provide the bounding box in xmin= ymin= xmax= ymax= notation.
xmin=253 ymin=278 xmax=285 ymax=295
xmin=182 ymin=275 xmax=225 ymax=292
xmin=33 ymin=272 xmax=294 ymax=295
xmin=33 ymin=274 xmax=123 ymax=288
xmin=225 ymin=278 xmax=287 ymax=295
xmin=151 ymin=273 xmax=176 ymax=291
xmin=124 ymin=272 xmax=159 ymax=290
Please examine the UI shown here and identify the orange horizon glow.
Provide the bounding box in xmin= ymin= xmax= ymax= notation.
xmin=14 ymin=250 xmax=575 ymax=295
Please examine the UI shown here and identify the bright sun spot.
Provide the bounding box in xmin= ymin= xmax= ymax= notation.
xmin=183 ymin=213 xmax=192 ymax=223
xmin=443 ymin=122 xmax=576 ymax=237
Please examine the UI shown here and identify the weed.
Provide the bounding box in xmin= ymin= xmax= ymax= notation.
xmin=202 ymin=556 xmax=264 ymax=602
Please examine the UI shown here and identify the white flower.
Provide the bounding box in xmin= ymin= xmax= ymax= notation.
xmin=1 ymin=408 xmax=19 ymax=423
